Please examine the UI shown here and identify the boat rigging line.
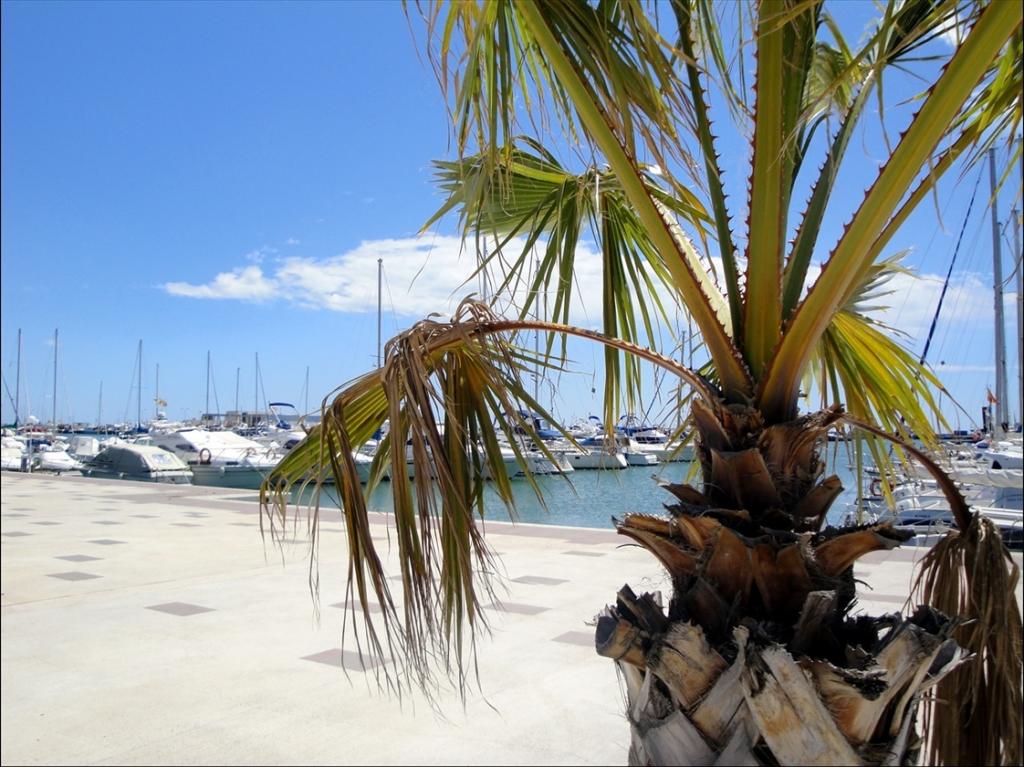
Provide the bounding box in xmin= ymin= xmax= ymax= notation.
xmin=918 ymin=165 xmax=984 ymax=368
xmin=1 ymin=372 xmax=17 ymax=420
xmin=122 ymin=340 xmax=142 ymax=428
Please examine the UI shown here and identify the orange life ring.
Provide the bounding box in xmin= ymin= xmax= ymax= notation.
xmin=869 ymin=478 xmax=883 ymax=497
xmin=198 ymin=448 xmax=212 ymax=465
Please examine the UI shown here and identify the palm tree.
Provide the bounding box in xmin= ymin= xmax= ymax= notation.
xmin=264 ymin=1 xmax=1022 ymax=764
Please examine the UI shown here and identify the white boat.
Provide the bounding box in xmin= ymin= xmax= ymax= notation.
xmin=82 ymin=443 xmax=193 ymax=484
xmin=564 ymin=436 xmax=628 ymax=471
xmin=67 ymin=435 xmax=108 ymax=460
xmin=623 ymin=448 xmax=660 ymax=467
xmin=517 ymin=449 xmax=575 ymax=476
xmin=244 ymin=402 xmax=310 ymax=452
xmin=637 ymin=441 xmax=695 ymax=463
xmin=564 ymin=421 xmax=657 ymax=467
xmin=1 ymin=434 xmax=27 ymax=471
xmin=846 ymin=458 xmax=1023 ymax=549
xmin=300 ymin=450 xmax=374 ymax=485
xmin=615 ymin=415 xmax=694 ymax=462
xmin=975 ymin=440 xmax=1023 ymax=470
xmin=34 ymin=443 xmax=84 ymax=474
xmin=143 ymin=429 xmax=283 ymax=489
xmin=567 ymin=415 xmax=604 ymax=439
xmin=360 ymin=438 xmax=522 ymax=481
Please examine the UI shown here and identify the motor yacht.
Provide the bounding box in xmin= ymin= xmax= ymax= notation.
xmin=82 ymin=443 xmax=192 ymax=484
xmin=143 ymin=429 xmax=284 ymax=489
xmin=563 ymin=435 xmax=628 ymax=470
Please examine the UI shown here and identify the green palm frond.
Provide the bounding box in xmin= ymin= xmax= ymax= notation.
xmin=761 ymin=0 xmax=1021 ymax=422
xmin=426 ymin=137 xmax=728 ymax=428
xmin=809 ymin=255 xmax=950 ymax=487
xmin=423 ymin=0 xmax=693 ymax=175
xmin=425 ymin=138 xmax=710 ymax=328
xmin=670 ymin=0 xmax=744 ymax=337
xmin=425 ymin=0 xmax=754 ymax=400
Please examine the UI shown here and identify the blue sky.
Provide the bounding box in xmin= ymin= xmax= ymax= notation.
xmin=1 ymin=0 xmax=1021 ymax=431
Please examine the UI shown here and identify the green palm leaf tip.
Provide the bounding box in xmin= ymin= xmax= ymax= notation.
xmin=760 ymin=0 xmax=1021 ymax=423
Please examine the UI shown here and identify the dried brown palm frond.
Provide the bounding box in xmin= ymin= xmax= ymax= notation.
xmin=914 ymin=516 xmax=1023 ymax=767
xmin=262 ymin=297 xmax=717 ymax=700
xmin=828 ymin=415 xmax=1023 ymax=767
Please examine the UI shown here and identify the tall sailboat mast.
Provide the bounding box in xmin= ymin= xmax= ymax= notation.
xmin=205 ymin=351 xmax=211 ymax=419
xmin=377 ymin=258 xmax=383 ymax=367
xmin=254 ymin=352 xmax=259 ymax=416
xmin=97 ymin=381 xmax=103 ymax=427
xmin=304 ymin=365 xmax=310 ymax=415
xmin=987 ymin=149 xmax=1009 ymax=435
xmin=155 ymin=363 xmax=160 ymax=419
xmin=52 ymin=328 xmax=58 ymax=428
xmin=14 ymin=328 xmax=21 ymax=428
xmin=1012 ymin=206 xmax=1022 ymax=427
xmin=533 ymin=252 xmax=541 ymax=402
xmin=137 ymin=339 xmax=143 ymax=430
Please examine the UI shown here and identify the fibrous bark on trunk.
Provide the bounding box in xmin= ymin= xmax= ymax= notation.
xmin=598 ymin=590 xmax=965 ymax=766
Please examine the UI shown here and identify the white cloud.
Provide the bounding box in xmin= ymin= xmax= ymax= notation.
xmin=797 ymin=261 xmax=998 ymax=345
xmin=243 ymin=246 xmax=277 ymax=263
xmin=936 ymin=11 xmax=964 ymax=49
xmin=163 ymin=234 xmax=610 ymax=324
xmin=164 ymin=265 xmax=276 ymax=301
xmin=870 ymin=271 xmax=1010 ymax=346
xmin=285 ymin=237 xmax=300 ymax=245
xmin=162 ymin=235 xmax=1004 ymax=357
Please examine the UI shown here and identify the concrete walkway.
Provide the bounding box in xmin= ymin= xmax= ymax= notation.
xmin=2 ymin=472 xmax=1021 ymax=765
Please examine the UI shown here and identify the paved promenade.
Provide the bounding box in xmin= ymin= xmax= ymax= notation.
xmin=2 ymin=472 xmax=1021 ymax=765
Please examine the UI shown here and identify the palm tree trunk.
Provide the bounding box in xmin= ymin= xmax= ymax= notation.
xmin=593 ymin=403 xmax=970 ymax=766
xmin=599 ymin=586 xmax=964 ymax=766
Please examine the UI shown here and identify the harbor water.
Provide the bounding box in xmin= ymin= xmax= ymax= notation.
xmin=273 ymin=444 xmax=866 ymax=530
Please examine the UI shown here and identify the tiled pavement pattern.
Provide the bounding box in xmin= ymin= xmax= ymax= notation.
xmin=512 ymin=575 xmax=568 ymax=586
xmin=484 ymin=601 xmax=550 ymax=615
xmin=2 ymin=471 xmax=1021 ymax=766
xmin=145 ymin=602 xmax=215 ymax=616
xmin=47 ymin=571 xmax=103 ymax=581
xmin=552 ymin=630 xmax=595 ymax=647
xmin=302 ymin=648 xmax=384 ymax=670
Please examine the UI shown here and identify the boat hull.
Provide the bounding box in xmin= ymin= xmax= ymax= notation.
xmin=565 ymin=450 xmax=628 ymax=470
xmin=187 ymin=465 xmax=271 ymax=490
xmin=82 ymin=467 xmax=193 ymax=484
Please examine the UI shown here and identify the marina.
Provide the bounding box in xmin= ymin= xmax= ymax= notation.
xmin=2 ymin=2 xmax=1023 ymax=763
xmin=2 ymin=417 xmax=1021 ymax=542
